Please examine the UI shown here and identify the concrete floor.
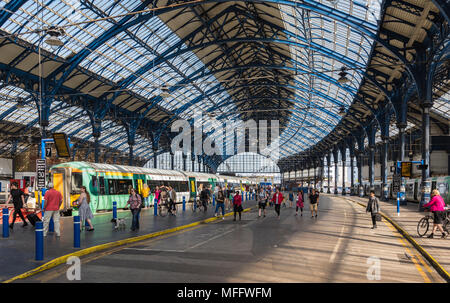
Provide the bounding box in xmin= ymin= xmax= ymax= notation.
xmin=22 ymin=195 xmax=444 ymax=283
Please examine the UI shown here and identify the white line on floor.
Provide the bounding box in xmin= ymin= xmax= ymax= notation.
xmin=329 ymin=209 xmax=347 ymax=263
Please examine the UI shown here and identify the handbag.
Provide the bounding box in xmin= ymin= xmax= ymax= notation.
xmin=375 ymin=213 xmax=382 ymax=221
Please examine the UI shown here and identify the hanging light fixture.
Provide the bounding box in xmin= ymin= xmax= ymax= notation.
xmin=44 ymin=26 xmax=65 ymax=50
xmin=16 ymin=97 xmax=25 ymax=109
xmin=337 ymin=66 xmax=349 ymax=84
xmin=160 ymin=85 xmax=170 ymax=98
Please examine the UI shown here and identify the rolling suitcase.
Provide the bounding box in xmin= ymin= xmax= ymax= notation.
xmin=27 ymin=213 xmax=41 ymax=227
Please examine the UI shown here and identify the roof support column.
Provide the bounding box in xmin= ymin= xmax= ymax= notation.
xmin=414 ymin=46 xmax=433 ymax=210
xmin=349 ymin=147 xmax=355 ymax=196
xmin=356 ymin=132 xmax=365 ymax=197
xmin=170 ymin=152 xmax=174 ymax=170
xmin=92 ymin=119 xmax=101 ymax=163
xmin=153 ymin=148 xmax=157 ymax=169
xmin=340 ymin=144 xmax=347 ymax=196
xmin=333 ymin=147 xmax=339 ymax=195
xmin=380 ymin=110 xmax=391 ymax=201
xmin=182 ymin=154 xmax=187 ymax=171
xmin=368 ymin=125 xmax=376 ymax=190
xmin=128 ymin=140 xmax=134 ymax=167
xmin=326 ymin=153 xmax=331 ymax=194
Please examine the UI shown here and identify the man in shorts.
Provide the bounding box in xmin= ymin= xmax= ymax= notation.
xmin=309 ymin=188 xmax=319 ymax=218
xmin=257 ymin=187 xmax=268 ymax=218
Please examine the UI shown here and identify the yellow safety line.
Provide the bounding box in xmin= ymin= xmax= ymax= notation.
xmin=2 ymin=206 xmax=255 ymax=283
xmin=383 ymin=220 xmax=431 ymax=283
xmin=346 ymin=197 xmax=450 ymax=283
xmin=37 ymin=224 xmax=205 ymax=283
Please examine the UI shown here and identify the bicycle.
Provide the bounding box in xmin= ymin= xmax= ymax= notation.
xmin=417 ymin=208 xmax=450 ymax=237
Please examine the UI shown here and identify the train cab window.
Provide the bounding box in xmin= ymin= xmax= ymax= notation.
xmin=71 ymin=172 xmax=83 ymax=194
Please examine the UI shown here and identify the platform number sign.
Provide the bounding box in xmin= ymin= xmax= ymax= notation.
xmin=36 ymin=159 xmax=46 ymax=189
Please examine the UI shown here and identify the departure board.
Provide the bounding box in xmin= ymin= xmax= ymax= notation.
xmin=52 ymin=133 xmax=71 ymax=157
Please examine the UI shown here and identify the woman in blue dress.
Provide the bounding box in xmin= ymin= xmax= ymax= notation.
xmin=75 ymin=186 xmax=94 ymax=231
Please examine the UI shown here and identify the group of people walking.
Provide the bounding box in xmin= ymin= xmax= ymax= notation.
xmin=255 ymin=186 xmax=321 ymax=219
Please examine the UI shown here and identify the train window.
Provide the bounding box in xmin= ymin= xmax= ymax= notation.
xmin=179 ymin=181 xmax=189 ymax=192
xmin=99 ymin=177 xmax=105 ymax=195
xmin=107 ymin=179 xmax=133 ymax=195
xmin=71 ymin=172 xmax=83 ymax=194
xmin=432 ymin=181 xmax=437 ymax=190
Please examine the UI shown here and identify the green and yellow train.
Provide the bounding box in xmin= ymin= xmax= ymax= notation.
xmin=48 ymin=162 xmax=255 ymax=215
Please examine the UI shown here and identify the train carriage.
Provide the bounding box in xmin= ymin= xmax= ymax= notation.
xmin=50 ymin=162 xmax=191 ymax=215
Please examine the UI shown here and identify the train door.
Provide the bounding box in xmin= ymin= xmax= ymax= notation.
xmin=51 ymin=168 xmax=69 ymax=211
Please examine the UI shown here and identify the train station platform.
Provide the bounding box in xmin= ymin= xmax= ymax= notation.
xmin=13 ymin=194 xmax=447 ymax=283
xmin=0 ymin=198 xmax=257 ymax=282
xmin=343 ymin=194 xmax=450 ymax=280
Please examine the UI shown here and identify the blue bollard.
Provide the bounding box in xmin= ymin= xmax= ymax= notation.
xmin=35 ymin=221 xmax=44 ymax=261
xmin=182 ymin=196 xmax=186 ymax=212
xmin=113 ymin=201 xmax=117 ymax=221
xmin=241 ymin=194 xmax=244 ymax=201
xmin=194 ymin=197 xmax=197 ymax=211
xmin=3 ymin=208 xmax=9 ymax=238
xmin=74 ymin=216 xmax=80 ymax=248
xmin=154 ymin=198 xmax=158 ymax=216
xmin=213 ymin=195 xmax=215 ymax=206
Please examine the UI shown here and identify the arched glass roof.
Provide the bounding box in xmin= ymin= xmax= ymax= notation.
xmin=0 ymin=0 xmax=447 ymax=168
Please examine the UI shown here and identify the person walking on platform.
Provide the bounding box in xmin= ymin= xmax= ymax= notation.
xmin=142 ymin=184 xmax=150 ymax=208
xmin=126 ymin=188 xmax=142 ymax=231
xmin=42 ymin=182 xmax=62 ymax=236
xmin=296 ymin=190 xmax=304 ymax=216
xmin=271 ymin=188 xmax=284 ymax=219
xmin=224 ymin=185 xmax=231 ymax=211
xmin=74 ymin=186 xmax=94 ymax=231
xmin=168 ymin=186 xmax=177 ymax=216
xmin=233 ymin=190 xmax=243 ymax=221
xmin=6 ymin=182 xmax=28 ymax=229
xmin=288 ymin=191 xmax=294 ymax=208
xmin=423 ymin=189 xmax=448 ymax=238
xmin=200 ymin=186 xmax=209 ymax=212
xmin=257 ymin=187 xmax=268 ymax=218
xmin=155 ymin=186 xmax=161 ymax=205
xmin=366 ymin=190 xmax=380 ymax=229
xmin=309 ymin=188 xmax=319 ymax=218
xmin=214 ymin=185 xmax=225 ymax=219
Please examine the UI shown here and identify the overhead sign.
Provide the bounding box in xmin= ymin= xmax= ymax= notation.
xmin=401 ymin=162 xmax=412 ymax=178
xmin=52 ymin=133 xmax=71 ymax=158
xmin=36 ymin=159 xmax=46 ymax=189
xmin=45 ymin=147 xmax=52 ymax=157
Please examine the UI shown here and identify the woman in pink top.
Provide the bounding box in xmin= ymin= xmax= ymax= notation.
xmin=423 ymin=189 xmax=448 ymax=238
xmin=296 ymin=190 xmax=304 ymax=216
xmin=154 ymin=186 xmax=161 ymax=205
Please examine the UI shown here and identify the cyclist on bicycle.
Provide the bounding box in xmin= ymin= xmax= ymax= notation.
xmin=423 ymin=189 xmax=448 ymax=239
